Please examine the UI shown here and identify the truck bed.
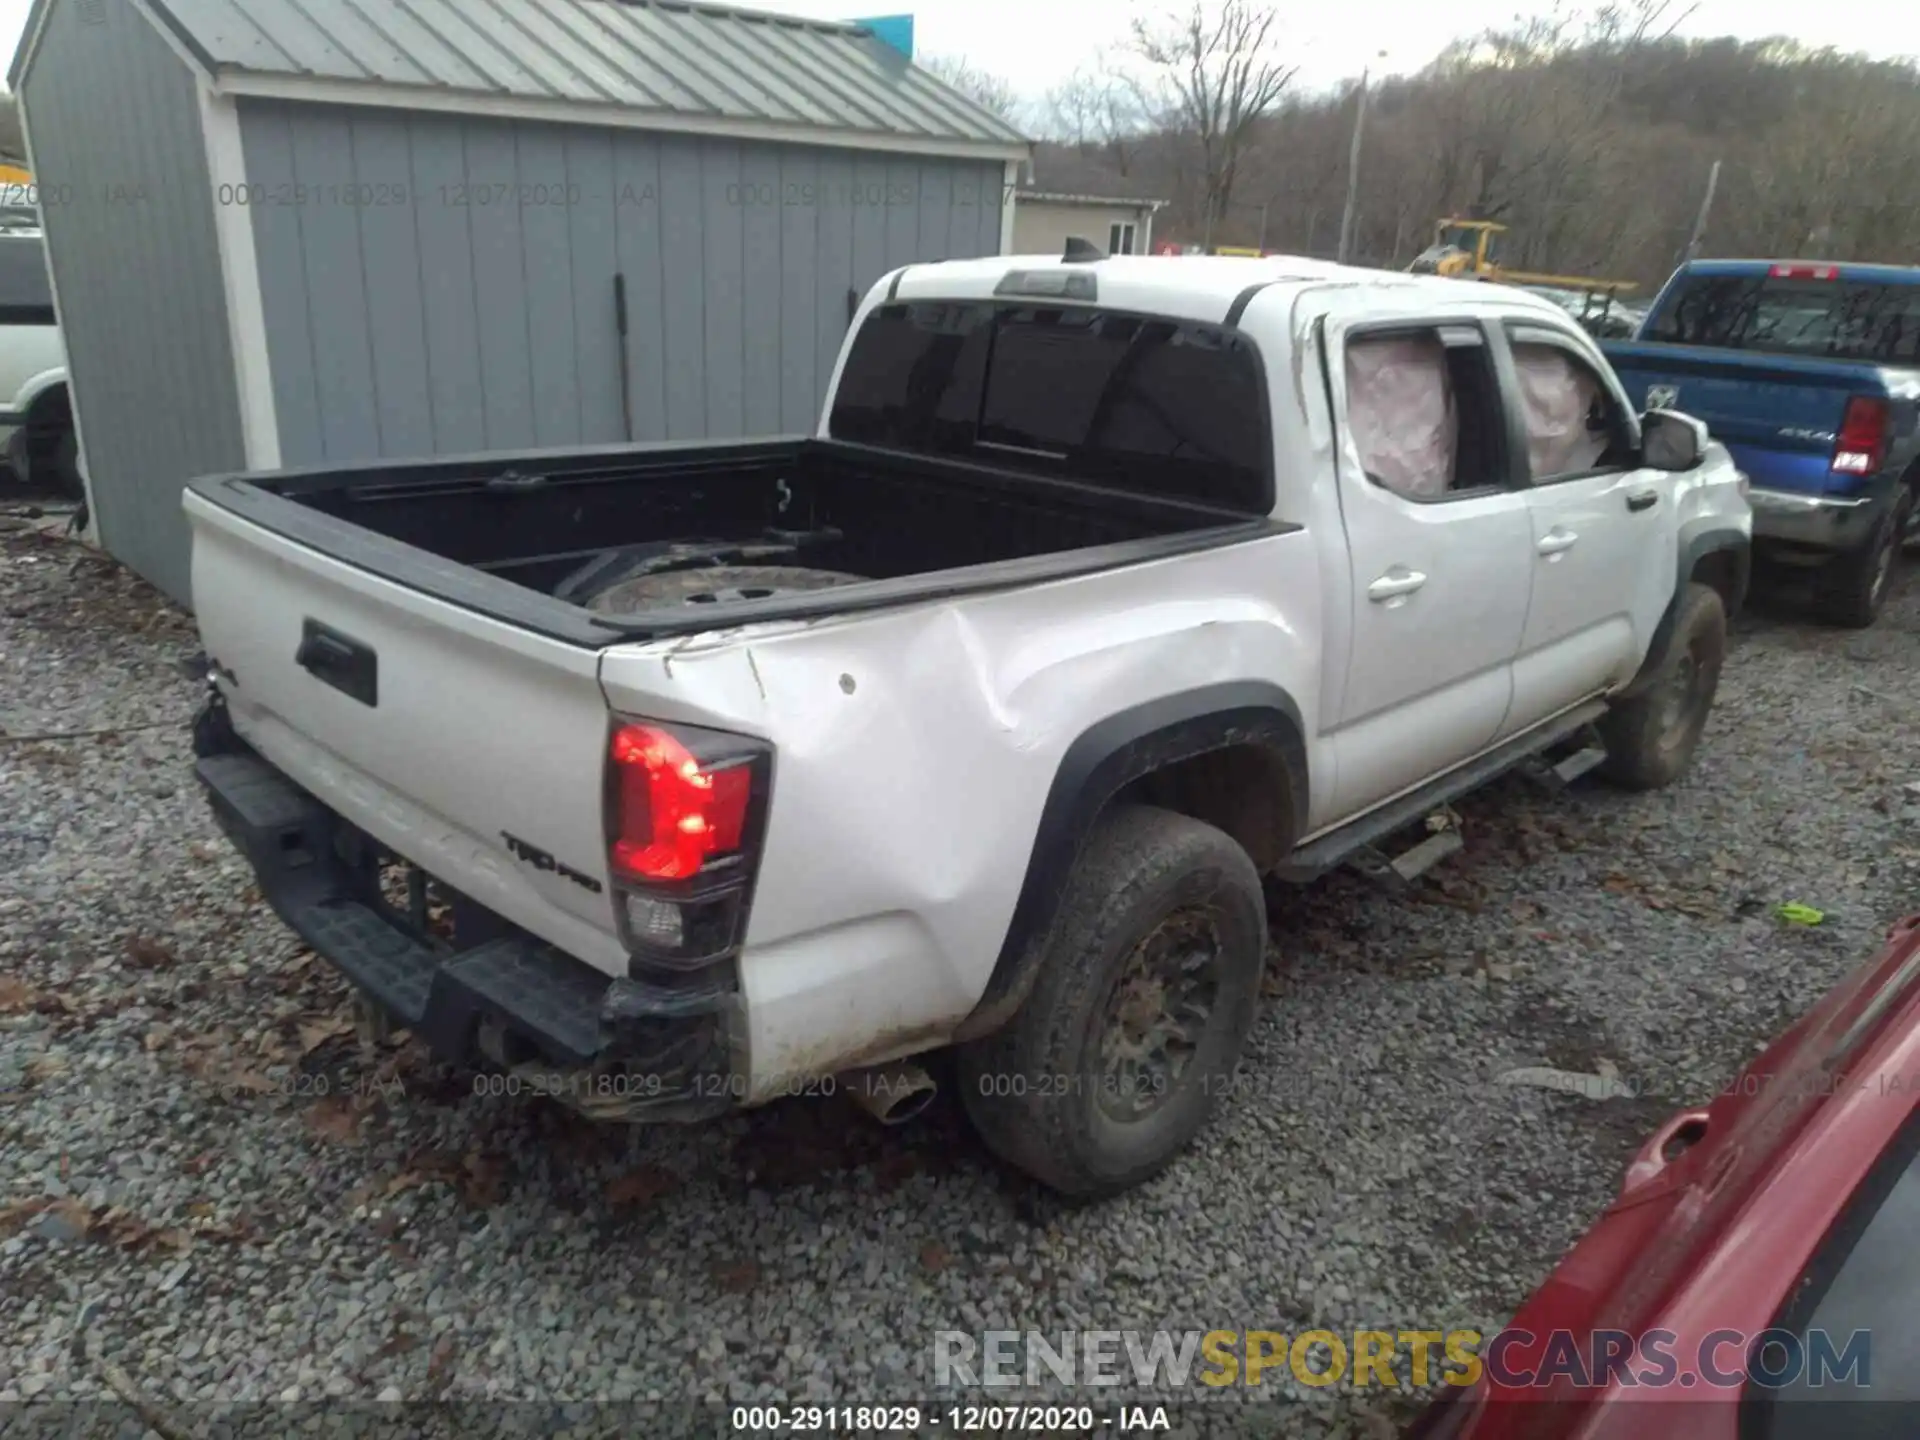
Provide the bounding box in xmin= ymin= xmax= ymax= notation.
xmin=189 ymin=437 xmax=1269 ymax=646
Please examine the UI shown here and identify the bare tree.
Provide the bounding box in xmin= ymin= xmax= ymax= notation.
xmin=1043 ymin=66 xmax=1149 ymax=176
xmin=1130 ymin=0 xmax=1296 ymax=242
xmin=919 ymin=55 xmax=1024 ymax=127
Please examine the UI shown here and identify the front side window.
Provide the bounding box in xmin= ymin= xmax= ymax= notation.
xmin=1508 ymin=338 xmax=1634 ymax=482
xmin=829 ymin=300 xmax=1270 ymax=512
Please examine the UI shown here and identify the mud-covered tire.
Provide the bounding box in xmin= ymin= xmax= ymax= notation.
xmin=1598 ymin=582 xmax=1726 ymax=791
xmin=44 ymin=424 xmax=82 ymax=502
xmin=1815 ymin=490 xmax=1911 ymax=629
xmin=956 ymin=804 xmax=1266 ymax=1200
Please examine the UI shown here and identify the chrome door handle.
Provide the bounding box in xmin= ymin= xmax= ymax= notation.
xmin=1537 ymin=529 xmax=1579 ymax=557
xmin=1626 ymin=490 xmax=1659 ymax=513
xmin=1367 ymin=568 xmax=1428 ymax=601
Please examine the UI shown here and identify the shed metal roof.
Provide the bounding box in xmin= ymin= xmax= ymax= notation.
xmin=1017 ymin=189 xmax=1168 ymax=211
xmin=11 ymin=0 xmax=1030 ymax=157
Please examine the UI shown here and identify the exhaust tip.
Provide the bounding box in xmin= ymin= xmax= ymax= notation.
xmin=839 ymin=1060 xmax=937 ymax=1127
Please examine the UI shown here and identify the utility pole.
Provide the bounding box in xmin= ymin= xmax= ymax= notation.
xmin=1258 ymin=199 xmax=1270 ymax=251
xmin=1337 ymin=52 xmax=1387 ymax=266
xmin=1681 ymin=159 xmax=1721 ymax=265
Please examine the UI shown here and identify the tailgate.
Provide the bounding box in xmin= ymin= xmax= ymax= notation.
xmin=1604 ymin=341 xmax=1883 ymax=494
xmin=186 ymin=487 xmax=628 ymax=976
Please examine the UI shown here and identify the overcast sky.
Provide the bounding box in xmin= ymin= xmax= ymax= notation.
xmin=2 ymin=0 xmax=1916 ymax=105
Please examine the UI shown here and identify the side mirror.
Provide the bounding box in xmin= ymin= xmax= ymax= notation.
xmin=1642 ymin=407 xmax=1707 ymax=472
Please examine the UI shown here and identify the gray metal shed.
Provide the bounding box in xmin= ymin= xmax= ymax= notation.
xmin=10 ymin=0 xmax=1029 ymax=603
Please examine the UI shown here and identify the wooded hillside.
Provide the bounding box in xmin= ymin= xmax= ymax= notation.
xmin=1028 ymin=3 xmax=1920 ymax=286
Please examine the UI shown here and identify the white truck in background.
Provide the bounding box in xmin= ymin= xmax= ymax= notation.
xmin=185 ymin=252 xmax=1750 ymax=1198
xmin=0 ymin=226 xmax=77 ymax=500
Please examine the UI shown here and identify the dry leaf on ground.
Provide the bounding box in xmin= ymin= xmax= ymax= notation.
xmin=712 ymin=1259 xmax=761 ymax=1294
xmin=605 ymin=1167 xmax=679 ymax=1207
xmin=305 ymin=1096 xmax=362 ymax=1145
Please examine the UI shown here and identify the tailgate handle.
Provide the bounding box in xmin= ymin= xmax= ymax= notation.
xmin=296 ymin=620 xmax=378 ymax=707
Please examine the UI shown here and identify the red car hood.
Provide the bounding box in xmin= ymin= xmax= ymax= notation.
xmin=1421 ymin=912 xmax=1920 ymax=1440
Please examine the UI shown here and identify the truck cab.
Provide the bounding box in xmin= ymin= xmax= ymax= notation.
xmin=1603 ymin=259 xmax=1920 ymax=627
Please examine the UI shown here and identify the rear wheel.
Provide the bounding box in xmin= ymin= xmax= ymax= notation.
xmin=1598 ymin=582 xmax=1726 ymax=791
xmin=44 ymin=423 xmax=81 ymax=502
xmin=1815 ymin=490 xmax=1911 ymax=628
xmin=956 ymin=804 xmax=1266 ymax=1199
xmin=9 ymin=390 xmax=82 ymax=502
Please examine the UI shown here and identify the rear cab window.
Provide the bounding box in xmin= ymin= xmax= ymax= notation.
xmin=1646 ymin=271 xmax=1920 ymax=364
xmin=828 ymin=300 xmax=1273 ymax=514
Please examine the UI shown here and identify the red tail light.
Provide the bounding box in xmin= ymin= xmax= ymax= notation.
xmin=609 ymin=724 xmax=752 ymax=881
xmin=1832 ymin=396 xmax=1890 ymax=477
xmin=1770 ymin=263 xmax=1838 ymax=280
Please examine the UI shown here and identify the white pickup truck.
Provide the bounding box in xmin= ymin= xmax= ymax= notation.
xmin=186 ymin=253 xmax=1750 ymax=1197
xmin=0 ymin=227 xmax=76 ymax=499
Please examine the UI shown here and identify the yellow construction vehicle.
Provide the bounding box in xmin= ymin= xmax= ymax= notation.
xmin=1408 ymin=218 xmax=1641 ymax=336
xmin=1409 ymin=218 xmax=1637 ymax=293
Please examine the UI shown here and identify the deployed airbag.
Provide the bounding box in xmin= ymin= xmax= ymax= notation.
xmin=1345 ymin=336 xmax=1457 ymax=499
xmin=1512 ymin=343 xmax=1608 ymax=478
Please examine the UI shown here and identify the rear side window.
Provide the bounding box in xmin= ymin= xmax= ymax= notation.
xmin=1646 ymin=274 xmax=1920 ymax=363
xmin=1342 ymin=327 xmax=1509 ymax=501
xmin=829 ymin=300 xmax=1270 ymax=513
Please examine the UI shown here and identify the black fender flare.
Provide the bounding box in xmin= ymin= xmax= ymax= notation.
xmin=1623 ymin=527 xmax=1750 ymax=698
xmin=954 ymin=681 xmax=1308 ymax=1041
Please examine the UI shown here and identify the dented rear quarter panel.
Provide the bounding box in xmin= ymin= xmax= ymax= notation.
xmin=597 ymin=530 xmax=1325 ymax=1096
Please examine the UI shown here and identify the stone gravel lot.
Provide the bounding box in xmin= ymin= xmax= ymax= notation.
xmin=3 ymin=510 xmax=1918 ymax=1439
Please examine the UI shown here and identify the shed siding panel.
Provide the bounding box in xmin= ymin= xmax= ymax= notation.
xmin=812 ymin=149 xmax=856 ymax=404
xmin=349 ymin=111 xmax=436 ymax=459
xmin=610 ymin=135 xmax=667 ymax=440
xmin=515 ymin=123 xmax=582 ymax=447
xmin=240 ymin=109 xmax=325 ymax=466
xmin=655 ymin=134 xmax=706 ymax=439
xmin=564 ymin=129 xmax=621 ymax=442
xmin=915 ymin=163 xmax=952 ymax=262
xmin=699 ymin=139 xmax=746 ymax=438
xmin=401 ymin=116 xmax=489 ymax=454
xmin=19 ymin=0 xmax=246 ymax=603
xmin=882 ymin=158 xmax=920 ymax=268
xmin=288 ymin=111 xmax=383 ymax=458
xmin=849 ymin=155 xmax=888 ymax=311
xmin=237 ymin=101 xmax=1011 ymax=463
xmin=739 ymin=145 xmax=782 ymax=436
xmin=462 ymin=119 xmax=536 ymax=449
xmin=777 ymin=147 xmax=820 ymax=432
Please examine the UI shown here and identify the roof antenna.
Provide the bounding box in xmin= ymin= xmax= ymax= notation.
xmin=1063 ymin=236 xmax=1105 ymax=263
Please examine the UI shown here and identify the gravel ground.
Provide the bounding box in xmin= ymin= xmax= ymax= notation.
xmin=4 ymin=510 xmax=1919 ymax=1440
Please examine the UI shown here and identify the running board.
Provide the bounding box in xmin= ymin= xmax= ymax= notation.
xmin=1518 ymin=730 xmax=1609 ymax=794
xmin=1344 ymin=809 xmax=1464 ymax=891
xmin=1275 ymin=700 xmax=1611 ymax=885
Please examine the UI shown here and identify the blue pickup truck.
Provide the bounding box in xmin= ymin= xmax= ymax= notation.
xmin=1603 ymin=260 xmax=1920 ymax=627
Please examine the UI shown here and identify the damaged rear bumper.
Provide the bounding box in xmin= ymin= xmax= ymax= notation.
xmin=193 ymin=712 xmax=741 ymax=1120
